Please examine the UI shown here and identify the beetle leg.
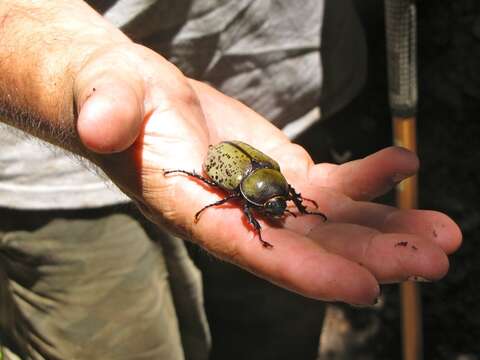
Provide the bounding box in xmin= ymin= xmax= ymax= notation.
xmin=284 ymin=209 xmax=297 ymax=218
xmin=243 ymin=204 xmax=273 ymax=248
xmin=194 ymin=193 xmax=240 ymax=223
xmin=300 ymin=197 xmax=318 ymax=208
xmin=288 ymin=186 xmax=327 ymax=221
xmin=163 ymin=169 xmax=221 ymax=188
xmin=287 ymin=186 xmax=319 ymax=208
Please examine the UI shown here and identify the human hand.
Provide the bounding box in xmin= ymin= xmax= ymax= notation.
xmin=75 ymin=43 xmax=462 ymax=305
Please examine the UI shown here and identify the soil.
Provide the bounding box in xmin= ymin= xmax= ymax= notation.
xmin=188 ymin=1 xmax=480 ymax=359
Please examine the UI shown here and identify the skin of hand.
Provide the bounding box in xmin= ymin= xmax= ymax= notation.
xmin=74 ymin=43 xmax=462 ymax=305
xmin=1 ymin=2 xmax=462 ymax=306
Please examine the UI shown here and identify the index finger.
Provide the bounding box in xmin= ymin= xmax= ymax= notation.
xmin=311 ymin=147 xmax=419 ymax=201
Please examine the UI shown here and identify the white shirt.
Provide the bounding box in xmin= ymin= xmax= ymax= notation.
xmin=0 ymin=0 xmax=363 ymax=209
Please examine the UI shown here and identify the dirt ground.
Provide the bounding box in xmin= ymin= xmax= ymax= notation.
xmin=189 ymin=1 xmax=480 ymax=359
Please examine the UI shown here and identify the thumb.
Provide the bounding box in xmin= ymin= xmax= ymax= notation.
xmin=75 ymin=70 xmax=145 ymax=154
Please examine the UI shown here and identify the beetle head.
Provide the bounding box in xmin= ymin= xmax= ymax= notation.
xmin=263 ymin=196 xmax=287 ymax=217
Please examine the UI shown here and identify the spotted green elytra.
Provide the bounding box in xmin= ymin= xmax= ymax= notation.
xmin=164 ymin=140 xmax=327 ymax=248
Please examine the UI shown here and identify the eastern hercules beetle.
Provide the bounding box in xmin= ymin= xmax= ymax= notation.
xmin=164 ymin=140 xmax=327 ymax=248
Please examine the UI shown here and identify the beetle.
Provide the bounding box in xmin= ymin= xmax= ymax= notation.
xmin=164 ymin=140 xmax=327 ymax=248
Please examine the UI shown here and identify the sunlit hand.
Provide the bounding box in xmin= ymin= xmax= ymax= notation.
xmin=75 ymin=43 xmax=462 ymax=306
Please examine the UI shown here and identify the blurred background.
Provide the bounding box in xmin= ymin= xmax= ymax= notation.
xmin=187 ymin=1 xmax=480 ymax=359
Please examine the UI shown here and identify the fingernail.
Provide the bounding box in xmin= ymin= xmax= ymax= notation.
xmin=349 ymin=296 xmax=381 ymax=309
xmin=349 ymin=303 xmax=371 ymax=308
xmin=407 ymin=276 xmax=432 ymax=283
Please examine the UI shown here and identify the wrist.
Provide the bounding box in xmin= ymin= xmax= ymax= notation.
xmin=0 ymin=0 xmax=131 ymax=152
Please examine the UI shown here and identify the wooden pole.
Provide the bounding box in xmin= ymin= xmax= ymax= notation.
xmin=384 ymin=0 xmax=422 ymax=357
xmin=393 ymin=116 xmax=422 ymax=360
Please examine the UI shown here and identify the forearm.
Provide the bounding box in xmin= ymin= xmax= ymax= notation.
xmin=0 ymin=0 xmax=130 ymax=153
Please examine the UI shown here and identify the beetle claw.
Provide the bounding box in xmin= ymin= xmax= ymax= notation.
xmin=261 ymin=239 xmax=274 ymax=248
xmin=258 ymin=230 xmax=273 ymax=248
xmin=307 ymin=211 xmax=327 ymax=222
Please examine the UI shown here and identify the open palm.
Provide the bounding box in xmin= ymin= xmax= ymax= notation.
xmin=76 ymin=44 xmax=461 ymax=305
